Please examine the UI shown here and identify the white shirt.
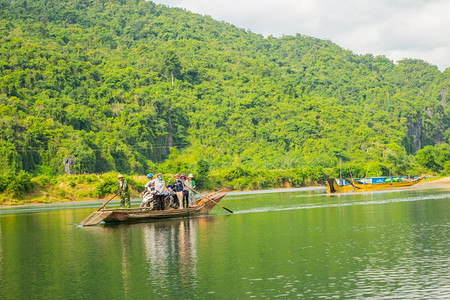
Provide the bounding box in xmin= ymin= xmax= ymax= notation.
xmin=144 ymin=179 xmax=155 ymax=193
xmin=154 ymin=178 xmax=166 ymax=194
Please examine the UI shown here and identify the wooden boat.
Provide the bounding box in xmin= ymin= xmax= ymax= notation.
xmin=80 ymin=192 xmax=227 ymax=226
xmin=349 ymin=176 xmax=424 ymax=190
xmin=326 ymin=178 xmax=356 ymax=193
xmin=327 ymin=176 xmax=424 ymax=193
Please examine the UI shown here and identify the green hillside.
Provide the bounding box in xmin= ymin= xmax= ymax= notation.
xmin=0 ymin=0 xmax=448 ymax=198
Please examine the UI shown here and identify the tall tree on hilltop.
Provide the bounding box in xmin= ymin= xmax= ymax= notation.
xmin=160 ymin=50 xmax=182 ymax=87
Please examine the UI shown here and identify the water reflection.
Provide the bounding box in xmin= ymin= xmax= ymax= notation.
xmin=137 ymin=219 xmax=199 ymax=297
xmin=102 ymin=218 xmax=208 ymax=296
xmin=142 ymin=221 xmax=171 ymax=289
xmin=177 ymin=219 xmax=198 ymax=287
xmin=77 ymin=217 xmax=209 ymax=297
xmin=141 ymin=218 xmax=199 ymax=291
xmin=0 ymin=224 xmax=2 ymax=288
xmin=119 ymin=228 xmax=131 ymax=297
xmin=0 ymin=186 xmax=448 ymax=299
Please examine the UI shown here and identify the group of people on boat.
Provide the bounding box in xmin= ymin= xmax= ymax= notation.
xmin=116 ymin=173 xmax=197 ymax=210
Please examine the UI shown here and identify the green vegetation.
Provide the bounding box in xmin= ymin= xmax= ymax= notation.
xmin=0 ymin=172 xmax=145 ymax=205
xmin=0 ymin=0 xmax=448 ymax=203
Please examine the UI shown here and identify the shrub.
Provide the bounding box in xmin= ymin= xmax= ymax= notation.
xmin=35 ymin=165 xmax=56 ymax=177
xmin=93 ymin=176 xmax=117 ymax=198
xmin=5 ymin=170 xmax=33 ymax=199
xmin=86 ymin=175 xmax=98 ymax=183
xmin=444 ymin=161 xmax=450 ymax=175
xmin=33 ymin=175 xmax=52 ymax=189
xmin=0 ymin=174 xmax=10 ymax=193
xmin=77 ymin=175 xmax=85 ymax=184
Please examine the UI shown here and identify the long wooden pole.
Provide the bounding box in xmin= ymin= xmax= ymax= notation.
xmin=205 ymin=196 xmax=234 ymax=214
xmin=98 ymin=192 xmax=119 ymax=211
xmin=191 ymin=189 xmax=233 ymax=213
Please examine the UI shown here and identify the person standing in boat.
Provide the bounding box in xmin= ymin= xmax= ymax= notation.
xmin=117 ymin=174 xmax=131 ymax=208
xmin=143 ymin=173 xmax=155 ymax=194
xmin=140 ymin=173 xmax=155 ymax=208
xmin=187 ymin=174 xmax=196 ymax=206
xmin=180 ymin=173 xmax=190 ymax=208
xmin=154 ymin=173 xmax=166 ymax=210
xmin=172 ymin=174 xmax=185 ymax=209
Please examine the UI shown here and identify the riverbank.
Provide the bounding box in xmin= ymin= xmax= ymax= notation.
xmin=0 ymin=173 xmax=149 ymax=207
xmin=0 ymin=170 xmax=322 ymax=206
xmin=1 ymin=174 xmax=447 ymax=207
xmin=417 ymin=176 xmax=450 ymax=186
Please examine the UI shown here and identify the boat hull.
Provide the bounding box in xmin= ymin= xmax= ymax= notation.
xmin=349 ymin=177 xmax=423 ymax=190
xmin=327 ymin=177 xmax=424 ymax=193
xmin=326 ymin=178 xmax=355 ymax=193
xmin=103 ymin=204 xmax=215 ymax=223
xmin=80 ymin=192 xmax=227 ymax=226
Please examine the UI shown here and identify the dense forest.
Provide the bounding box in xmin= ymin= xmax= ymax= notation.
xmin=0 ymin=0 xmax=449 ymax=199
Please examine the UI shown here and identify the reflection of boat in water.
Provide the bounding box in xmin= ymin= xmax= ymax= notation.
xmin=80 ymin=192 xmax=227 ymax=226
xmin=327 ymin=176 xmax=424 ymax=193
xmin=141 ymin=217 xmax=200 ymax=293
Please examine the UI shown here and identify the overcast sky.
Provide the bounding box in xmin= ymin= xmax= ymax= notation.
xmin=151 ymin=0 xmax=450 ymax=71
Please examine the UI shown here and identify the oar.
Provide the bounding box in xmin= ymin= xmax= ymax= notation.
xmin=191 ymin=189 xmax=233 ymax=214
xmin=98 ymin=192 xmax=119 ymax=211
xmin=205 ymin=196 xmax=234 ymax=214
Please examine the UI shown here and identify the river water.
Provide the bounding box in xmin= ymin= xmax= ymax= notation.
xmin=0 ymin=184 xmax=449 ymax=299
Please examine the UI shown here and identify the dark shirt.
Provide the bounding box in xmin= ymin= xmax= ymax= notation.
xmin=171 ymin=179 xmax=184 ymax=192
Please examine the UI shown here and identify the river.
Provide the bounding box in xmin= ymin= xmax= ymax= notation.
xmin=0 ymin=184 xmax=449 ymax=299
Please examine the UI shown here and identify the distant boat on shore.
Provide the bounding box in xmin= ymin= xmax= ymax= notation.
xmin=327 ymin=176 xmax=424 ymax=193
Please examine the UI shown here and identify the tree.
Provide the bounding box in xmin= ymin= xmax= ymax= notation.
xmin=415 ymin=145 xmax=439 ymax=172
xmin=160 ymin=50 xmax=182 ymax=87
xmin=0 ymin=0 xmax=448 ymax=190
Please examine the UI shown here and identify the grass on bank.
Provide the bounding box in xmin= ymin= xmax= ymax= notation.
xmin=0 ymin=172 xmax=148 ymax=206
xmin=0 ymin=168 xmax=325 ymax=206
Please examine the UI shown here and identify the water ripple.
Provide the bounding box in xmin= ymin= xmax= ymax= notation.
xmin=234 ymin=193 xmax=450 ymax=215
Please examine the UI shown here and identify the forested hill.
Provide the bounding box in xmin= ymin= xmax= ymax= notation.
xmin=0 ymin=0 xmax=449 ymax=191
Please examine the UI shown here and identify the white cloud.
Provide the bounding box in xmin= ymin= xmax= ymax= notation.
xmin=152 ymin=0 xmax=450 ymax=70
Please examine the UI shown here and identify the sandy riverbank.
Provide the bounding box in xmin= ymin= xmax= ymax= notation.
xmin=418 ymin=176 xmax=450 ymax=186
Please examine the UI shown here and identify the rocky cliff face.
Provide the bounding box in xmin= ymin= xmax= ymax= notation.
xmin=405 ymin=87 xmax=448 ymax=153
xmin=406 ymin=117 xmax=422 ymax=153
xmin=441 ymin=88 xmax=448 ymax=106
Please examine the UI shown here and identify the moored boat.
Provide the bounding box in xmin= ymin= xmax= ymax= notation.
xmin=327 ymin=176 xmax=424 ymax=193
xmin=80 ymin=192 xmax=227 ymax=226
xmin=348 ymin=176 xmax=424 ymax=190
